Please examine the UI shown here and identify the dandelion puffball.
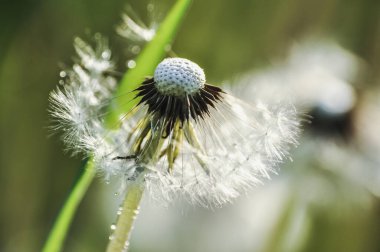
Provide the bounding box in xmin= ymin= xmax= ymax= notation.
xmin=50 ymin=39 xmax=301 ymax=206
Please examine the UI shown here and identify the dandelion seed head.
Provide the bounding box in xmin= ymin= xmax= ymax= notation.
xmin=154 ymin=58 xmax=205 ymax=96
xmin=50 ymin=38 xmax=301 ymax=207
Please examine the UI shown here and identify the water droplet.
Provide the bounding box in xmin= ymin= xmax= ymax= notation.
xmin=117 ymin=206 xmax=123 ymax=215
xmin=105 ymin=180 xmax=110 ymax=185
xmin=130 ymin=45 xmax=140 ymax=54
xmin=114 ymin=192 xmax=119 ymax=196
xmin=127 ymin=60 xmax=136 ymax=69
xmin=122 ymin=241 xmax=130 ymax=252
xmin=58 ymin=80 xmax=65 ymax=85
xmin=59 ymin=71 xmax=67 ymax=78
xmin=110 ymin=224 xmax=116 ymax=230
xmin=102 ymin=50 xmax=111 ymax=59
xmin=109 ymin=234 xmax=114 ymax=240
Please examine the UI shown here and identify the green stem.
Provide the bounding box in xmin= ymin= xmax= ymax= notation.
xmin=106 ymin=183 xmax=144 ymax=252
xmin=42 ymin=159 xmax=96 ymax=252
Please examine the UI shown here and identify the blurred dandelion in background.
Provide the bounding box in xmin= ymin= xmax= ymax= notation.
xmin=238 ymin=40 xmax=359 ymax=113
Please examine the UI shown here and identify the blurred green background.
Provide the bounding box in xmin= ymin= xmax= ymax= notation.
xmin=1 ymin=0 xmax=380 ymax=251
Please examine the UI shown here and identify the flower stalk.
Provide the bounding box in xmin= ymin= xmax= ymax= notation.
xmin=106 ymin=182 xmax=144 ymax=252
xmin=106 ymin=114 xmax=167 ymax=251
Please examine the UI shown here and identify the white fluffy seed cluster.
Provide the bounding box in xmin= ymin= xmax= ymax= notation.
xmin=50 ymin=38 xmax=301 ymax=207
xmin=154 ymin=58 xmax=206 ymax=96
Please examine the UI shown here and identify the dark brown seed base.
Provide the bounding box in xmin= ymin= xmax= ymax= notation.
xmin=134 ymin=77 xmax=225 ymax=136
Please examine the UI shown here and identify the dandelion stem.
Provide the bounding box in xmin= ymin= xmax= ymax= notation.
xmin=106 ymin=183 xmax=144 ymax=252
xmin=42 ymin=159 xmax=96 ymax=252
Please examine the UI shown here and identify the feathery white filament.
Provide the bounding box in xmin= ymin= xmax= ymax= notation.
xmin=144 ymin=95 xmax=300 ymax=206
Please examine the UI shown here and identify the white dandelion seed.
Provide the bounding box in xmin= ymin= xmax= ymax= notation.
xmin=49 ymin=36 xmax=117 ymax=154
xmin=117 ymin=5 xmax=157 ymax=43
xmin=50 ymin=42 xmax=301 ymax=206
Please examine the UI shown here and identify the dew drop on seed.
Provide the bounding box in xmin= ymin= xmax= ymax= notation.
xmin=59 ymin=71 xmax=67 ymax=78
xmin=59 ymin=80 xmax=65 ymax=85
xmin=109 ymin=234 xmax=114 ymax=241
xmin=110 ymin=224 xmax=116 ymax=230
xmin=122 ymin=241 xmax=130 ymax=252
xmin=117 ymin=207 xmax=123 ymax=215
xmin=127 ymin=60 xmax=136 ymax=69
xmin=102 ymin=51 xmax=110 ymax=59
xmin=114 ymin=192 xmax=119 ymax=196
